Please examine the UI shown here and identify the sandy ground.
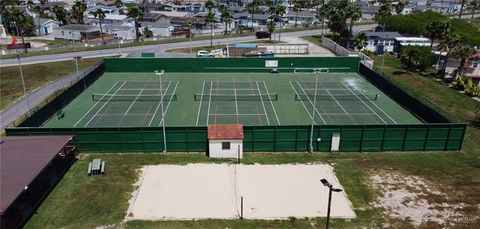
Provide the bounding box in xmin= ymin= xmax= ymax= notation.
xmin=126 ymin=163 xmax=356 ymax=221
xmin=370 ymin=171 xmax=475 ymax=227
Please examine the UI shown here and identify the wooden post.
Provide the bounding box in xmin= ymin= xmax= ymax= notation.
xmin=240 ymin=196 xmax=244 ymax=220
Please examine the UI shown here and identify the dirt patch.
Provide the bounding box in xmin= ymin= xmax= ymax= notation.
xmin=370 ymin=170 xmax=475 ymax=227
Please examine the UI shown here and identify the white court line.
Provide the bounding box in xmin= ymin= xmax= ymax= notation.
xmin=295 ymin=81 xmax=327 ymax=124
xmin=341 ymin=81 xmax=397 ymax=124
xmin=124 ymin=89 xmax=144 ymax=115
xmin=290 ymin=82 xmax=315 ymax=123
xmin=147 ymin=81 xmax=172 ymax=126
xmin=211 ymin=88 xmax=259 ymax=91
xmin=83 ymin=81 xmax=127 ymax=127
xmin=255 ymin=81 xmax=270 ymax=125
xmin=206 ymin=82 xmax=213 ymax=125
xmin=74 ymin=81 xmax=122 ymax=127
xmin=158 ymin=82 xmax=179 ymax=126
xmin=262 ymin=81 xmax=280 ymax=125
xmin=209 ymin=113 xmax=268 ymax=116
xmin=195 ymin=81 xmax=207 ymax=126
xmin=325 ymin=89 xmax=349 ymax=114
xmin=233 ymin=81 xmax=239 ymax=123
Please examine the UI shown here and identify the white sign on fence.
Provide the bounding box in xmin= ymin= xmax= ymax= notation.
xmin=265 ymin=60 xmax=278 ymax=67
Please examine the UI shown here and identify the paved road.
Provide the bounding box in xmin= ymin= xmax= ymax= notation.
xmin=0 ymin=24 xmax=375 ymax=67
xmin=0 ymin=24 xmax=376 ymax=130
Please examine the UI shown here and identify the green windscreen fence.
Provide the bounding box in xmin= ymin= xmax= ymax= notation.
xmin=5 ymin=124 xmax=465 ymax=152
xmin=104 ymin=57 xmax=360 ymax=73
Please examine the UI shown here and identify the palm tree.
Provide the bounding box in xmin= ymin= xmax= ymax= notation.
xmin=438 ymin=30 xmax=459 ymax=72
xmin=114 ymin=0 xmax=124 ymax=14
xmin=345 ymin=3 xmax=361 ymax=49
xmin=218 ymin=4 xmax=232 ymax=35
xmin=424 ymin=20 xmax=444 ymax=48
xmin=53 ymin=5 xmax=69 ymax=25
xmin=353 ymin=32 xmax=368 ymax=51
xmin=470 ymin=0 xmax=480 ymax=19
xmin=458 ymin=0 xmax=466 ymax=19
xmin=32 ymin=5 xmax=43 ymax=35
xmin=268 ymin=4 xmax=286 ymax=41
xmin=205 ymin=0 xmax=216 ymax=46
xmin=126 ymin=3 xmax=143 ymax=41
xmin=71 ymin=0 xmax=87 ymax=24
xmin=375 ymin=0 xmax=392 ymax=26
xmin=245 ymin=0 xmax=262 ymax=31
xmin=266 ymin=19 xmax=275 ymax=41
xmin=292 ymin=0 xmax=303 ymax=27
xmin=394 ymin=0 xmax=409 ymax=15
xmin=92 ymin=8 xmax=106 ymax=41
xmin=451 ymin=45 xmax=476 ymax=77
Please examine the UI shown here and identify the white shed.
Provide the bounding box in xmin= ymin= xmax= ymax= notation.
xmin=207 ymin=124 xmax=244 ymax=159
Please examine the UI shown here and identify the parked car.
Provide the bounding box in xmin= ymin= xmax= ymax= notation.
xmin=197 ymin=50 xmax=213 ymax=57
xmin=255 ymin=31 xmax=271 ymax=39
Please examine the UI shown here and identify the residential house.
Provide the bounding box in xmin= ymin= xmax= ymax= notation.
xmin=286 ymin=11 xmax=316 ymax=25
xmin=53 ymin=24 xmax=100 ymax=40
xmin=103 ymin=25 xmax=136 ymax=40
xmin=86 ymin=5 xmax=119 ymax=15
xmin=233 ymin=13 xmax=272 ymax=28
xmin=364 ymin=31 xmax=402 ymax=53
xmin=86 ymin=14 xmax=134 ymax=27
xmin=445 ymin=51 xmax=480 ymax=85
xmin=0 ymin=14 xmax=7 ymax=38
xmin=33 ymin=18 xmax=60 ymax=36
xmin=140 ymin=13 xmax=174 ymax=37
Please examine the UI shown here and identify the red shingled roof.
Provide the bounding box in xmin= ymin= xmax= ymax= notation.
xmin=208 ymin=124 xmax=244 ymax=140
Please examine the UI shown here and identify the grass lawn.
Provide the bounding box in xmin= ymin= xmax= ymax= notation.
xmin=23 ymin=53 xmax=480 ymax=228
xmin=300 ymin=35 xmax=323 ymax=46
xmin=0 ymin=58 xmax=103 ymax=110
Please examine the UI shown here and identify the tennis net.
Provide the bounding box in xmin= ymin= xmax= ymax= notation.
xmin=295 ymin=93 xmax=378 ymax=101
xmin=194 ymin=93 xmax=278 ymax=101
xmin=92 ymin=93 xmax=177 ymax=101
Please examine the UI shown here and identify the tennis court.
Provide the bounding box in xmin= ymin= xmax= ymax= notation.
xmin=74 ymin=80 xmax=178 ymax=127
xmin=43 ymin=71 xmax=421 ymax=128
xmin=195 ymin=81 xmax=280 ymax=126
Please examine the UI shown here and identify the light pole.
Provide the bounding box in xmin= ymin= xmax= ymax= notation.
xmin=321 ymin=179 xmax=343 ymax=229
xmin=380 ymin=22 xmax=386 ymax=76
xmin=73 ymin=39 xmax=85 ymax=89
xmin=309 ymin=71 xmax=319 ymax=153
xmin=155 ymin=70 xmax=167 ymax=154
xmin=16 ymin=48 xmax=31 ymax=116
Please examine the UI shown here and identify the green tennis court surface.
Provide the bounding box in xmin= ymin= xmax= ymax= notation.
xmin=43 ymin=72 xmax=421 ymax=128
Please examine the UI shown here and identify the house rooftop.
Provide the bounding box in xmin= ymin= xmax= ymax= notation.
xmin=53 ymin=24 xmax=100 ymax=32
xmin=208 ymin=124 xmax=244 ymax=140
xmin=366 ymin=31 xmax=402 ymax=39
xmin=0 ymin=135 xmax=74 ymax=214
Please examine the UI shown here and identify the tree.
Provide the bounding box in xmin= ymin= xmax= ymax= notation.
xmin=268 ymin=4 xmax=286 ymax=41
xmin=92 ymin=8 xmax=106 ymax=41
xmin=399 ymin=46 xmax=436 ymax=72
xmin=438 ymin=30 xmax=460 ymax=73
xmin=323 ymin=0 xmax=349 ymax=45
xmin=205 ymin=0 xmax=216 ymax=47
xmin=53 ymin=5 xmax=70 ymax=25
xmin=451 ymin=45 xmax=476 ymax=77
xmin=292 ymin=0 xmax=304 ymax=27
xmin=32 ymin=5 xmax=44 ymax=35
xmin=458 ymin=0 xmax=466 ymax=19
xmin=470 ymin=0 xmax=480 ymax=19
xmin=394 ymin=0 xmax=409 ymax=15
xmin=266 ymin=19 xmax=275 ymax=41
xmin=245 ymin=0 xmax=262 ymax=31
xmin=143 ymin=27 xmax=153 ymax=38
xmin=345 ymin=2 xmax=361 ymax=49
xmin=353 ymin=32 xmax=368 ymax=51
xmin=2 ymin=6 xmax=34 ymax=52
xmin=114 ymin=0 xmax=124 ymax=14
xmin=126 ymin=3 xmax=143 ymax=41
xmin=424 ymin=20 xmax=445 ymax=48
xmin=71 ymin=0 xmax=87 ymax=24
xmin=218 ymin=4 xmax=232 ymax=35
xmin=375 ymin=0 xmax=392 ymax=25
